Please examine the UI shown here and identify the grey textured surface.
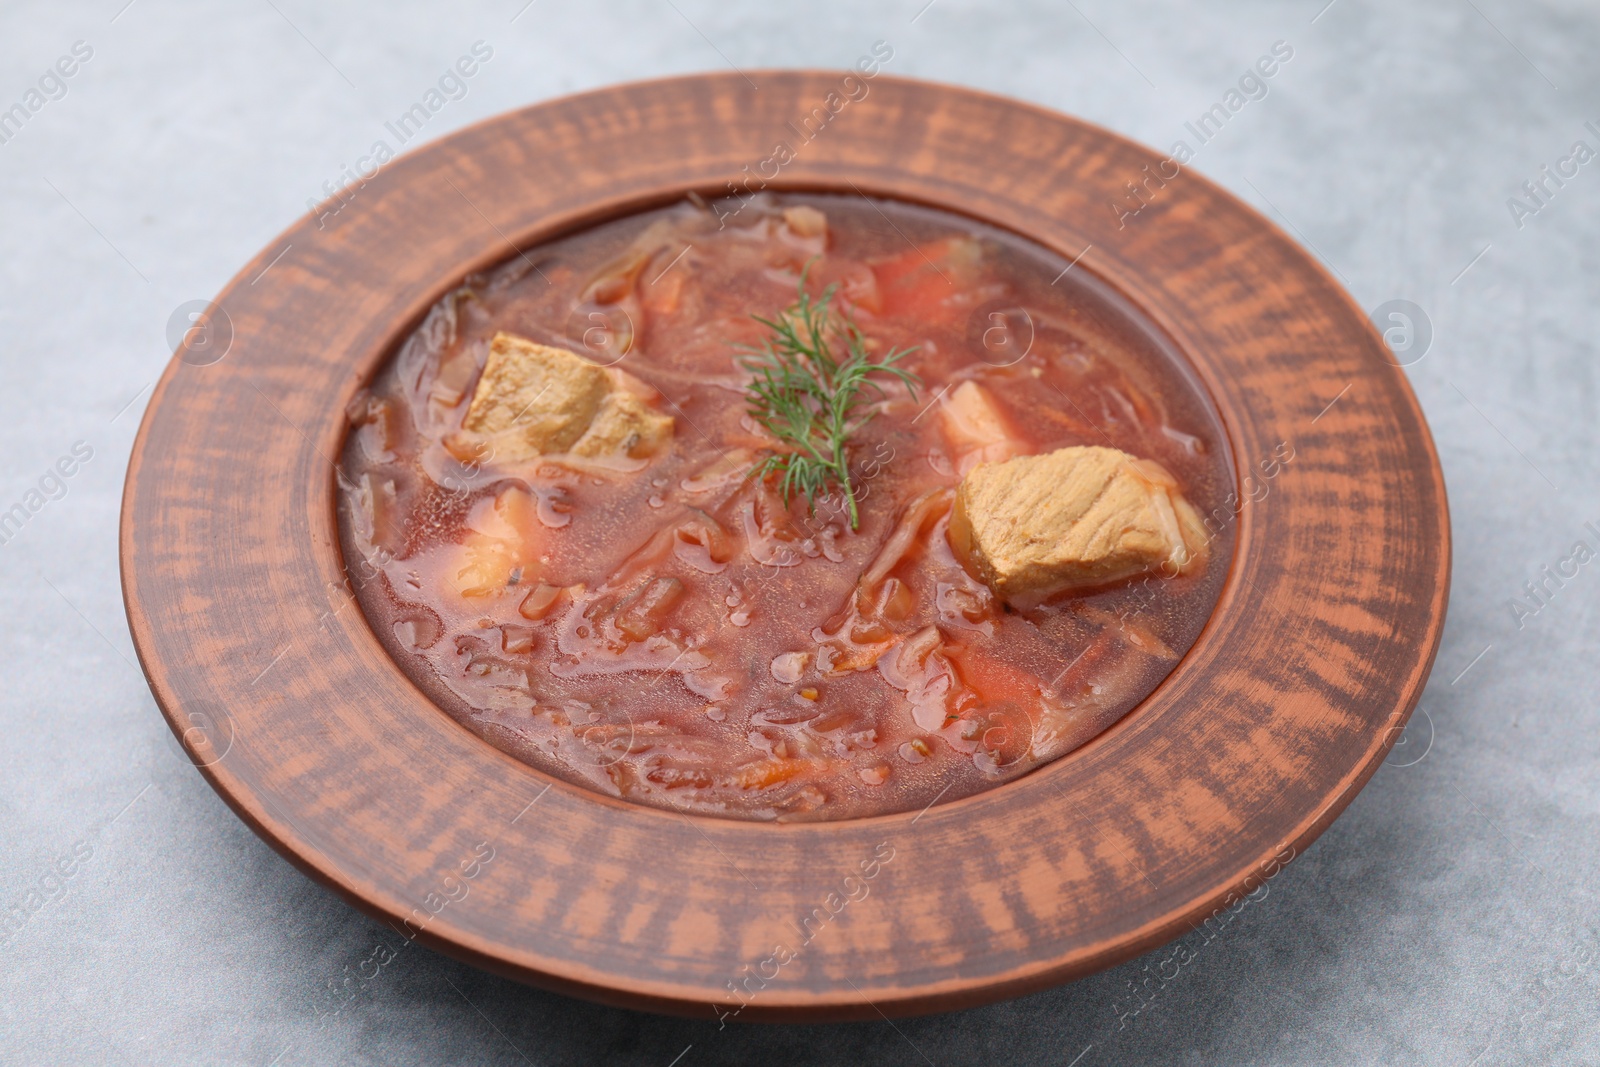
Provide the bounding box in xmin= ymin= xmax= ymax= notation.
xmin=1 ymin=1 xmax=1596 ymax=1064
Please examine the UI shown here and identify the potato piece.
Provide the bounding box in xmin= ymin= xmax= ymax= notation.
xmin=948 ymin=445 xmax=1206 ymax=605
xmin=939 ymin=381 xmax=1025 ymax=474
xmin=782 ymin=205 xmax=827 ymax=239
xmin=447 ymin=486 xmax=542 ymax=600
xmin=462 ymin=332 xmax=673 ymax=462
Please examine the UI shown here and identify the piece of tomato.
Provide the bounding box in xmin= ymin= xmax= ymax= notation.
xmin=870 ymin=236 xmax=983 ymax=323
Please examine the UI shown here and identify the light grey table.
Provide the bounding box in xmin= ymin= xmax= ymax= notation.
xmin=2 ymin=1 xmax=1596 ymax=1063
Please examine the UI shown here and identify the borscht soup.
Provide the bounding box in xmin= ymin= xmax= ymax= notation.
xmin=337 ymin=193 xmax=1234 ymax=821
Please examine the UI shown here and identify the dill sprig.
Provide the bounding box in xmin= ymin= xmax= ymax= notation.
xmin=739 ymin=266 xmax=920 ymax=530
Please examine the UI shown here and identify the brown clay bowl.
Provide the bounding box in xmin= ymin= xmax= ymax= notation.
xmin=120 ymin=72 xmax=1449 ymax=1020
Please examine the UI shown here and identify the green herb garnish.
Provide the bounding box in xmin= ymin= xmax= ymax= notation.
xmin=739 ymin=266 xmax=920 ymax=530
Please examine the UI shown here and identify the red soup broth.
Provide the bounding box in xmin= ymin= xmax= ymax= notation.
xmin=337 ymin=193 xmax=1235 ymax=821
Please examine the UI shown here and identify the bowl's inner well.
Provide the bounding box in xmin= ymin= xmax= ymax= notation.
xmin=335 ymin=191 xmax=1235 ymax=821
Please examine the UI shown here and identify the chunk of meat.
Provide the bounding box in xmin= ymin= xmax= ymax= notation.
xmin=463 ymin=333 xmax=607 ymax=452
xmin=571 ymin=388 xmax=674 ymax=458
xmin=948 ymin=445 xmax=1207 ymax=605
xmin=938 ymin=381 xmax=1026 ymax=474
xmin=462 ymin=331 xmax=673 ymax=461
